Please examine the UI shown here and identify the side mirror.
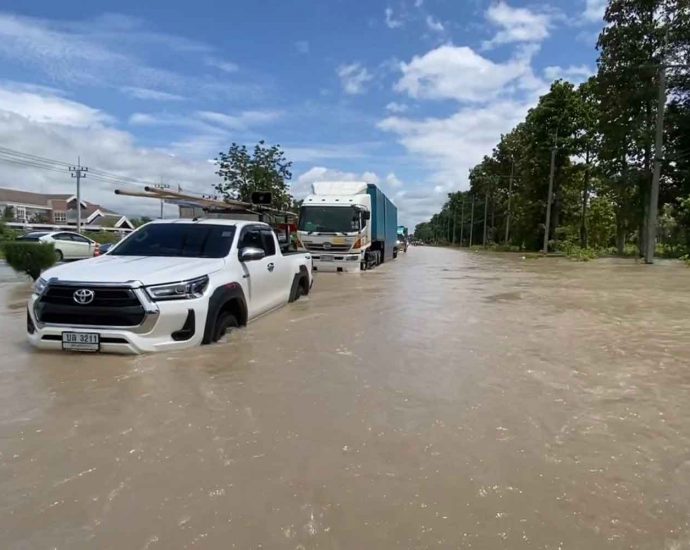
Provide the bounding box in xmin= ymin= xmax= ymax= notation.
xmin=239 ymin=247 xmax=265 ymax=262
xmin=362 ymin=211 xmax=371 ymax=221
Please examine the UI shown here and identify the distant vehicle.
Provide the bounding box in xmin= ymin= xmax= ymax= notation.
xmin=17 ymin=231 xmax=98 ymax=261
xmin=297 ymin=181 xmax=398 ymax=272
xmin=27 ymin=219 xmax=313 ymax=354
xmin=397 ymin=225 xmax=408 ymax=254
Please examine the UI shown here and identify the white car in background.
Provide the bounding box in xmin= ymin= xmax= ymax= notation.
xmin=18 ymin=231 xmax=98 ymax=261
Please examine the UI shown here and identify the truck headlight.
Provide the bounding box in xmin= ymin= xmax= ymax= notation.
xmin=146 ymin=275 xmax=209 ymax=301
xmin=33 ymin=277 xmax=48 ymax=295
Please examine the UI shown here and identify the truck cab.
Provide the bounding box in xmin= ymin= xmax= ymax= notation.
xmin=297 ymin=181 xmax=397 ymax=272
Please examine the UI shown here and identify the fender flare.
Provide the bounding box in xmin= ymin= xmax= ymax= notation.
xmin=288 ymin=265 xmax=311 ymax=302
xmin=202 ymin=283 xmax=248 ymax=344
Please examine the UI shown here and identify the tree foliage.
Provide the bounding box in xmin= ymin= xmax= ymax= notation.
xmin=214 ymin=141 xmax=293 ymax=210
xmin=416 ymin=0 xmax=690 ymax=258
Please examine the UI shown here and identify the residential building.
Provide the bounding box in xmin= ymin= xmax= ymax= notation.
xmin=0 ymin=187 xmax=134 ymax=233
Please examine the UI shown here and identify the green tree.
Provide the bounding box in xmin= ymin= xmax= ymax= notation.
xmin=214 ymin=141 xmax=293 ymax=210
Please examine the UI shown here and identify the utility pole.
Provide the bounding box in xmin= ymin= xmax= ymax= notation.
xmin=69 ymin=157 xmax=87 ymax=234
xmin=505 ymin=156 xmax=515 ymax=244
xmin=154 ymin=182 xmax=171 ymax=219
xmin=469 ymin=195 xmax=475 ymax=247
xmin=453 ymin=205 xmax=457 ymax=246
xmin=483 ymin=192 xmax=489 ymax=247
xmin=460 ymin=196 xmax=465 ymax=246
xmin=543 ymin=133 xmax=558 ymax=254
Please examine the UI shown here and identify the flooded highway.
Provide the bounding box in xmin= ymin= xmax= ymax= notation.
xmin=1 ymin=248 xmax=690 ymax=549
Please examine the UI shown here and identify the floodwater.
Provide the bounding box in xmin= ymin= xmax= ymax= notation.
xmin=1 ymin=248 xmax=690 ymax=549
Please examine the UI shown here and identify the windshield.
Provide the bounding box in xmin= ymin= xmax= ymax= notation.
xmin=298 ymin=206 xmax=361 ymax=234
xmin=110 ymin=223 xmax=236 ymax=258
xmin=19 ymin=232 xmax=49 ymax=240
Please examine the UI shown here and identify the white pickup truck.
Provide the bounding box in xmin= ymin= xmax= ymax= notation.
xmin=27 ymin=219 xmax=313 ymax=354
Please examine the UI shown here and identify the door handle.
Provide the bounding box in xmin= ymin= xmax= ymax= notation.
xmin=267 ymin=263 xmax=275 ymax=272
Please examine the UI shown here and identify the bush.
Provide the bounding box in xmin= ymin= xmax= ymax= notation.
xmin=2 ymin=241 xmax=56 ymax=280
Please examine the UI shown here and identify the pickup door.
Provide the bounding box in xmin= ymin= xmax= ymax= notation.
xmin=237 ymin=225 xmax=286 ymax=317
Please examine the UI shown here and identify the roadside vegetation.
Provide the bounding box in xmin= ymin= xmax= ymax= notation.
xmin=2 ymin=241 xmax=56 ymax=280
xmin=415 ymin=0 xmax=690 ymax=261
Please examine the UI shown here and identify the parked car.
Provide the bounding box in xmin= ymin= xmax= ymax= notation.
xmin=27 ymin=219 xmax=313 ymax=354
xmin=17 ymin=231 xmax=98 ymax=261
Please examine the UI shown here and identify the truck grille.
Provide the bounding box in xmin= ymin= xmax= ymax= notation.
xmin=36 ymin=285 xmax=146 ymax=327
xmin=303 ymin=242 xmax=351 ymax=252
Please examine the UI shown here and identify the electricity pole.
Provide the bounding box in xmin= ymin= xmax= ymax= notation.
xmin=469 ymin=195 xmax=475 ymax=247
xmin=453 ymin=205 xmax=457 ymax=246
xmin=69 ymin=157 xmax=87 ymax=234
xmin=543 ymin=133 xmax=558 ymax=254
xmin=505 ymin=156 xmax=515 ymax=244
xmin=483 ymin=192 xmax=489 ymax=247
xmin=460 ymin=196 xmax=465 ymax=246
xmin=154 ymin=182 xmax=171 ymax=219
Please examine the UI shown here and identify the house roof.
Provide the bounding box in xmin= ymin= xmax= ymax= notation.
xmin=0 ymin=186 xmax=127 ymax=220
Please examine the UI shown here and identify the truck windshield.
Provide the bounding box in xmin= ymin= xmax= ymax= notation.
xmin=298 ymin=206 xmax=361 ymax=234
xmin=110 ymin=224 xmax=236 ymax=258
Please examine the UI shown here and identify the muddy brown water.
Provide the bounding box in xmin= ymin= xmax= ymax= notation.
xmin=1 ymin=248 xmax=690 ymax=549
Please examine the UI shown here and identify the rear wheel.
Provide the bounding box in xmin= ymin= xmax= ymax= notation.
xmin=212 ymin=311 xmax=238 ymax=343
xmin=55 ymin=249 xmax=64 ymax=262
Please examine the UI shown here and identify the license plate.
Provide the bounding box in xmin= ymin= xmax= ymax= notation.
xmin=62 ymin=332 xmax=100 ymax=352
xmin=320 ymin=255 xmax=334 ymax=262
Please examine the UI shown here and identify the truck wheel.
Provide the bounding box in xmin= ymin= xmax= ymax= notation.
xmin=213 ymin=311 xmax=238 ymax=343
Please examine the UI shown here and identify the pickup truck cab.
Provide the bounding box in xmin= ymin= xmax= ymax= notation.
xmin=27 ymin=219 xmax=313 ymax=354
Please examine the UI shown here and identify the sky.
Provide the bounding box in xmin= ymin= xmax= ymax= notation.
xmin=0 ymin=0 xmax=607 ymax=226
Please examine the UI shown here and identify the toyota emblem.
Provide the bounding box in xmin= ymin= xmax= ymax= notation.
xmin=322 ymin=242 xmax=332 ymax=250
xmin=73 ymin=288 xmax=95 ymax=305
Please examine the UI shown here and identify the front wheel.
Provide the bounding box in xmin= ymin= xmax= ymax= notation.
xmin=212 ymin=311 xmax=238 ymax=343
xmin=55 ymin=249 xmax=64 ymax=262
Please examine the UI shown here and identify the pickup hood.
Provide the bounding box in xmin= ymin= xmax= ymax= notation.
xmin=43 ymin=256 xmax=226 ymax=286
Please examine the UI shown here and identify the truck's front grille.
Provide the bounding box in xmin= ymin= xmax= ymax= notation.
xmin=303 ymin=242 xmax=351 ymax=252
xmin=37 ymin=285 xmax=146 ymax=327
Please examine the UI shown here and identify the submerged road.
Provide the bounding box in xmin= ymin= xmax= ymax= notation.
xmin=1 ymin=247 xmax=690 ymax=549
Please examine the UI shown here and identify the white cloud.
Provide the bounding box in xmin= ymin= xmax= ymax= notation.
xmin=0 ymin=86 xmax=111 ymax=127
xmin=425 ymin=15 xmax=445 ymax=33
xmin=395 ymin=44 xmax=541 ymax=103
xmin=0 ymin=86 xmax=216 ymax=219
xmin=386 ymin=102 xmax=409 ymax=113
xmin=120 ymin=87 xmax=185 ymax=101
xmin=583 ymin=0 xmax=607 ymax=22
xmin=293 ymin=166 xmax=380 ymax=197
xmin=385 ymin=7 xmax=404 ymax=29
xmin=196 ymin=110 xmax=282 ymax=130
xmin=285 ymin=143 xmax=378 ymax=162
xmin=385 ymin=173 xmax=404 ymax=188
xmin=337 ymin=63 xmax=374 ymax=95
xmin=295 ymin=40 xmax=310 ymax=54
xmin=0 ymin=13 xmax=254 ymax=101
xmin=204 ymin=57 xmax=239 ymax=73
xmin=483 ymin=1 xmax=552 ymax=49
xmin=544 ymin=65 xmax=594 ymax=83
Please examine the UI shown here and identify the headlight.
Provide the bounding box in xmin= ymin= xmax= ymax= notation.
xmin=146 ymin=275 xmax=209 ymax=301
xmin=33 ymin=277 xmax=48 ymax=295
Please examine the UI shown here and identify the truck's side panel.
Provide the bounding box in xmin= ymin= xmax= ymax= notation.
xmin=367 ymin=184 xmax=398 ymax=262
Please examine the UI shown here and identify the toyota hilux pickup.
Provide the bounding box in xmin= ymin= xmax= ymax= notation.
xmin=27 ymin=219 xmax=313 ymax=354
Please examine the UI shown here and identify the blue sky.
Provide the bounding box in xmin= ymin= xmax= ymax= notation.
xmin=0 ymin=0 xmax=606 ymax=225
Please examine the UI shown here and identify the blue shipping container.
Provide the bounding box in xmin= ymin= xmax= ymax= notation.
xmin=367 ymin=184 xmax=398 ymax=262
